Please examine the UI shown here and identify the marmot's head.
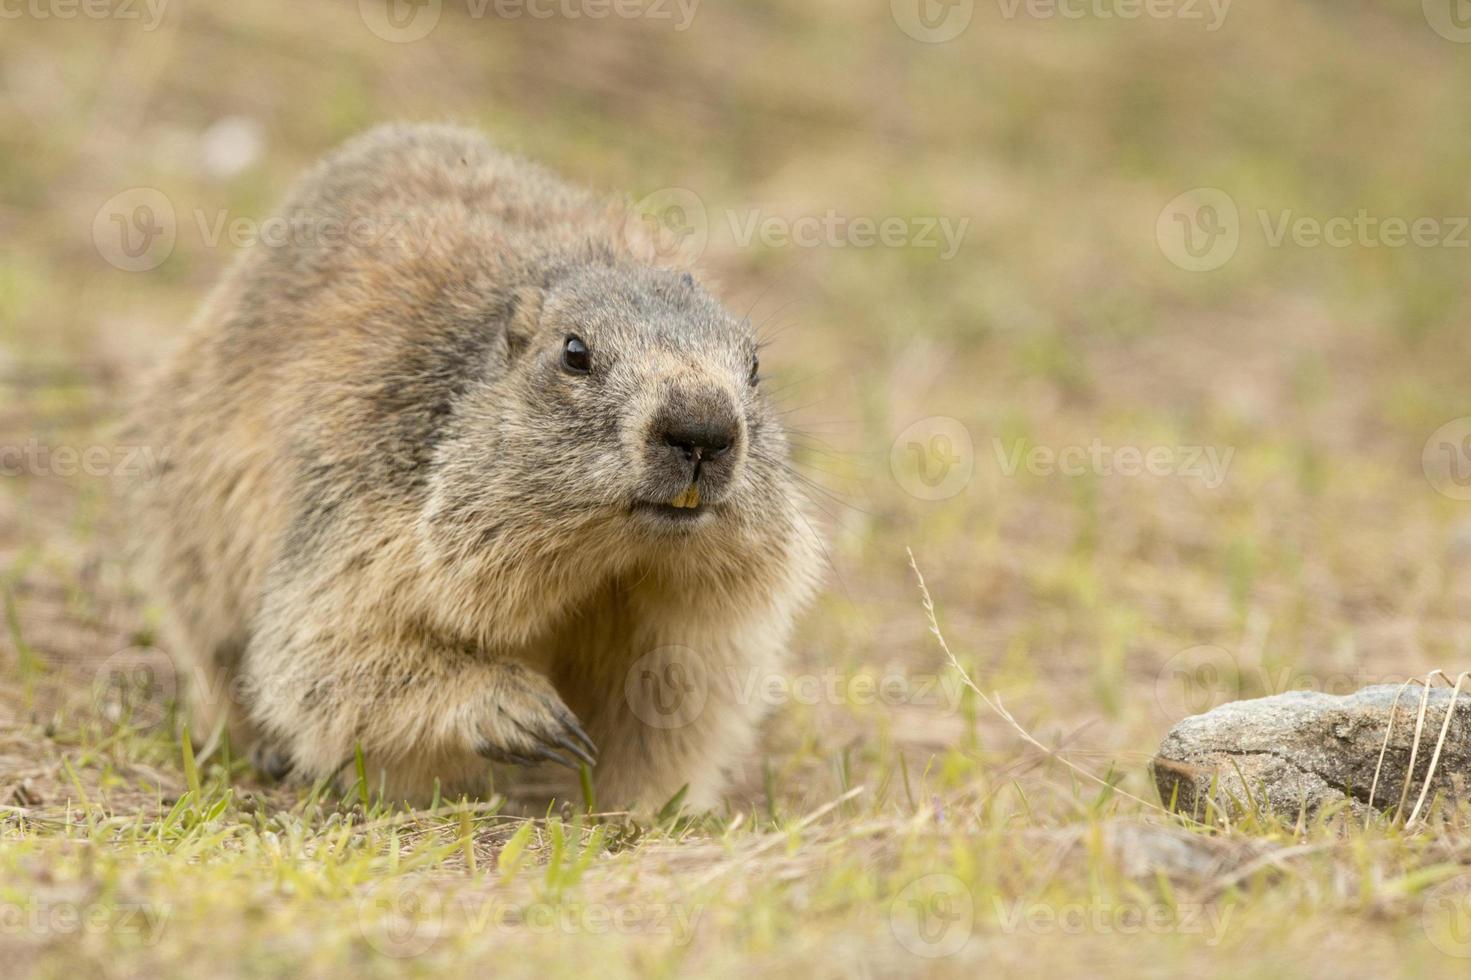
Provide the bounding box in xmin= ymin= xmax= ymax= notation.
xmin=424 ymin=261 xmax=811 ymax=578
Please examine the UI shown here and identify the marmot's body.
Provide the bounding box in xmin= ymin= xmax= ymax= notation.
xmin=123 ymin=124 xmax=820 ymax=809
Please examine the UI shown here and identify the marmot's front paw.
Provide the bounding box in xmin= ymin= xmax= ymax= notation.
xmin=474 ymin=662 xmax=597 ymax=771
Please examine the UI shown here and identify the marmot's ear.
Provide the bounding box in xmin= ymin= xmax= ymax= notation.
xmin=504 ymin=285 xmax=544 ymax=362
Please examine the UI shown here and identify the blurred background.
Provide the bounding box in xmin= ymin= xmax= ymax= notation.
xmin=2 ymin=2 xmax=1471 ymax=971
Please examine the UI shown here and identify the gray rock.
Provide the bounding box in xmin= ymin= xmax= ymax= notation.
xmin=1152 ymin=685 xmax=1471 ymax=821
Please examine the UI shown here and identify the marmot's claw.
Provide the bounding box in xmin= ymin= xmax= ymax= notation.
xmin=477 ymin=744 xmax=537 ymax=767
xmin=549 ymin=732 xmax=597 ymax=768
xmin=557 ymin=712 xmax=599 ymax=760
xmin=473 ymin=664 xmax=598 ymax=771
xmin=529 ymin=746 xmax=579 ymax=770
xmin=480 ymin=741 xmax=578 ymax=771
xmin=508 ymin=718 xmax=593 ymax=771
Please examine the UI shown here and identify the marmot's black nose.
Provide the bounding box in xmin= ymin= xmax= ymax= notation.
xmin=661 ymin=420 xmax=734 ymax=462
xmin=648 ymin=386 xmax=744 ymax=486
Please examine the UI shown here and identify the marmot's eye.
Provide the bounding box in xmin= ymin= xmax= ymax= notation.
xmin=562 ymin=335 xmax=591 ymax=374
xmin=748 ymin=353 xmax=760 ymax=386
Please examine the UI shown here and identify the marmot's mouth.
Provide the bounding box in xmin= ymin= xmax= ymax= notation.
xmin=630 ymin=500 xmax=714 ymax=527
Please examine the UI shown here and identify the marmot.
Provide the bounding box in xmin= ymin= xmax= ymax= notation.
xmin=121 ymin=123 xmax=820 ymax=810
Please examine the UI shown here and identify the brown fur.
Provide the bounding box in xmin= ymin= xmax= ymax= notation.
xmin=120 ymin=123 xmax=821 ymax=810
